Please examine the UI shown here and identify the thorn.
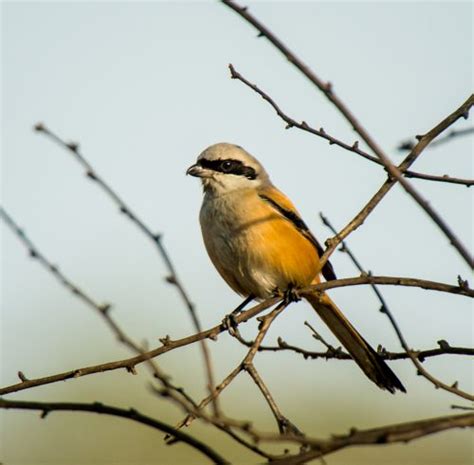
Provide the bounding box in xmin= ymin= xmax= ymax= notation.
xmin=457 ymin=275 xmax=470 ymax=290
xmin=126 ymin=365 xmax=137 ymax=375
xmin=325 ymin=82 xmax=333 ymax=93
xmin=228 ymin=63 xmax=237 ymax=78
xmin=437 ymin=339 xmax=450 ymax=350
xmin=300 ymin=121 xmax=309 ymax=129
xmin=285 ymin=123 xmax=294 ymax=129
xmin=165 ymin=275 xmax=176 ymax=284
xmin=18 ymin=371 xmax=28 ymax=382
xmin=34 ymin=122 xmax=45 ymax=132
xmin=66 ymin=142 xmax=79 ymax=152
xmin=99 ymin=303 xmax=111 ymax=314
xmin=159 ymin=335 xmax=171 ymax=346
xmin=352 ymin=140 xmax=359 ymax=150
xmin=257 ymin=31 xmax=264 ymax=38
xmin=451 ymin=380 xmax=459 ymax=389
xmin=86 ymin=170 xmax=97 ymax=180
xmin=40 ymin=410 xmax=49 ymax=419
xmin=319 ymin=127 xmax=326 ymax=134
xmin=119 ymin=206 xmax=128 ymax=214
xmin=29 ymin=249 xmax=37 ymax=258
xmin=462 ymin=111 xmax=469 ymax=120
xmin=415 ymin=134 xmax=423 ymax=141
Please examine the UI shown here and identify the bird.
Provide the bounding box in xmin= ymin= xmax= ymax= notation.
xmin=187 ymin=142 xmax=405 ymax=394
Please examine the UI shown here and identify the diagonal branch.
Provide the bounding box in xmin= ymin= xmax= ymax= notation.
xmin=320 ymin=212 xmax=473 ymax=400
xmin=33 ymin=123 xmax=219 ymax=414
xmin=228 ymin=64 xmax=473 ymax=187
xmin=222 ymin=1 xmax=473 ymax=267
xmin=0 ymin=206 xmax=199 ymax=409
xmin=318 ymin=95 xmax=474 ymax=270
xmin=0 ymin=398 xmax=229 ymax=465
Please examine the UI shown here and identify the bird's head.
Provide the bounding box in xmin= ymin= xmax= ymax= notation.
xmin=186 ymin=143 xmax=269 ymax=195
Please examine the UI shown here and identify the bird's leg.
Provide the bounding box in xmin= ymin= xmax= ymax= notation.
xmin=283 ymin=284 xmax=301 ymax=304
xmin=222 ymin=294 xmax=255 ymax=334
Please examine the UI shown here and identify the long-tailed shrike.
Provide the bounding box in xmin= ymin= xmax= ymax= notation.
xmin=187 ymin=143 xmax=405 ymax=393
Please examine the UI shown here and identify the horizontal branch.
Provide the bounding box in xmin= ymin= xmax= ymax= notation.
xmin=0 ymin=398 xmax=228 ymax=465
xmin=235 ymin=335 xmax=474 ymax=362
xmin=265 ymin=413 xmax=474 ymax=464
xmin=1 ymin=274 xmax=471 ymax=396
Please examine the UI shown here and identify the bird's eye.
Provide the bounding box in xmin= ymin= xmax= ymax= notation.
xmin=221 ymin=160 xmax=233 ymax=172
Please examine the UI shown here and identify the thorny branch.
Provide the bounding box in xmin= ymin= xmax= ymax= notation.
xmin=228 ymin=64 xmax=473 ymax=187
xmin=0 ymin=398 xmax=228 ymax=465
xmin=0 ymin=272 xmax=471 ymax=397
xmin=317 ymin=94 xmax=474 ymax=270
xmin=222 ymin=1 xmax=474 ymax=266
xmin=398 ymin=126 xmax=474 ymax=151
xmin=319 ymin=212 xmax=474 ymax=400
xmin=0 ymin=206 xmax=200 ymax=410
xmin=33 ymin=123 xmax=219 ymax=414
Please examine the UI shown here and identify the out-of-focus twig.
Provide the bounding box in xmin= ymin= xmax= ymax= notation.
xmin=33 ymin=123 xmax=219 ymax=414
xmin=0 ymin=206 xmax=198 ymax=409
xmin=0 ymin=398 xmax=229 ymax=465
xmin=398 ymin=127 xmax=474 ymax=151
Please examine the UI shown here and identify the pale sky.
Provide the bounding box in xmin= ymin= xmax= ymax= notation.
xmin=1 ymin=2 xmax=473 ymax=464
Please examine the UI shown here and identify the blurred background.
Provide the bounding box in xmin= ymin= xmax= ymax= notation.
xmin=1 ymin=1 xmax=473 ymax=464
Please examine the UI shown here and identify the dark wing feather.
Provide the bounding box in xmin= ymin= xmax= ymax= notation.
xmin=259 ymin=192 xmax=337 ymax=281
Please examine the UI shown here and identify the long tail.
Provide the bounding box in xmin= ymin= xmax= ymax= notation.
xmin=303 ymin=291 xmax=406 ymax=394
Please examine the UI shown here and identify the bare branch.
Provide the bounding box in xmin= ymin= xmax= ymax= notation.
xmin=33 ymin=123 xmax=219 ymax=414
xmin=0 ymin=206 xmax=200 ymax=410
xmin=264 ymin=413 xmax=474 ymax=464
xmin=318 ymin=95 xmax=474 ymax=270
xmin=398 ymin=127 xmax=474 ymax=151
xmin=319 ymin=212 xmax=473 ymax=400
xmin=222 ymin=2 xmax=474 ymax=266
xmin=228 ymin=64 xmax=473 ymax=187
xmin=0 ymin=398 xmax=229 ymax=465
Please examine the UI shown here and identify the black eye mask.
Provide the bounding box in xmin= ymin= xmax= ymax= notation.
xmin=198 ymin=158 xmax=257 ymax=180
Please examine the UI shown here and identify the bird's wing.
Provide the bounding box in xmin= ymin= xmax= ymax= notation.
xmin=258 ymin=186 xmax=337 ymax=282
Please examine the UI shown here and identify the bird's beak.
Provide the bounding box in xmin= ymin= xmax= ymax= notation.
xmin=186 ymin=163 xmax=205 ymax=177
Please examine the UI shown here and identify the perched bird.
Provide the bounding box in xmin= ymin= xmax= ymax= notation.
xmin=187 ymin=143 xmax=405 ymax=393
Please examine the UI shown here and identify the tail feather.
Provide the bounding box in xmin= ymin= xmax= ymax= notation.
xmin=303 ymin=291 xmax=406 ymax=394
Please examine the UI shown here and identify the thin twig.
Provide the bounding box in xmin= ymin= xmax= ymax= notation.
xmin=1 ymin=272 xmax=471 ymax=396
xmin=0 ymin=398 xmax=229 ymax=465
xmin=228 ymin=64 xmax=473 ymax=187
xmin=34 ymin=123 xmax=219 ymax=414
xmin=222 ymin=2 xmax=474 ymax=266
xmin=319 ymin=212 xmax=473 ymax=400
xmin=317 ymin=95 xmax=474 ymax=270
xmin=263 ymin=413 xmax=474 ymax=464
xmin=398 ymin=127 xmax=474 ymax=151
xmin=0 ymin=297 xmax=279 ymax=396
xmin=0 ymin=206 xmax=198 ymax=410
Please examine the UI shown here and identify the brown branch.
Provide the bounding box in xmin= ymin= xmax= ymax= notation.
xmin=0 ymin=206 xmax=199 ymax=411
xmin=232 ymin=328 xmax=473 ymax=361
xmin=222 ymin=2 xmax=474 ymax=266
xmin=175 ymin=302 xmax=301 ymax=436
xmin=0 ymin=298 xmax=279 ymax=396
xmin=222 ymin=0 xmax=386 ymax=159
xmin=1 ymin=273 xmax=470 ymax=396
xmin=33 ymin=123 xmax=219 ymax=415
xmin=318 ymin=94 xmax=474 ymax=270
xmin=264 ymin=413 xmax=474 ymax=464
xmin=398 ymin=127 xmax=474 ymax=151
xmin=228 ymin=64 xmax=473 ymax=187
xmin=319 ymin=212 xmax=474 ymax=400
xmin=0 ymin=398 xmax=229 ymax=465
